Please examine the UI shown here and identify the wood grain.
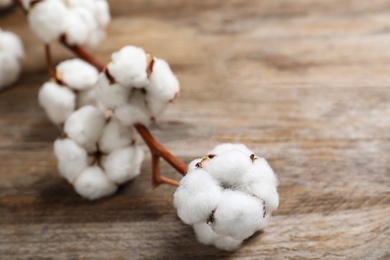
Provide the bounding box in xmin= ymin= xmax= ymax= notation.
xmin=0 ymin=0 xmax=389 ymax=259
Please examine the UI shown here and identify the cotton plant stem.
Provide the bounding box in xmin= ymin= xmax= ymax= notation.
xmin=44 ymin=44 xmax=56 ymax=78
xmin=59 ymin=40 xmax=188 ymax=186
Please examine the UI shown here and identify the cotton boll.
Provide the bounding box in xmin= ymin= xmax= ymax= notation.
xmin=187 ymin=158 xmax=203 ymax=172
xmin=108 ymin=46 xmax=149 ymax=88
xmin=103 ymin=146 xmax=144 ymax=184
xmin=174 ymin=169 xmax=222 ymax=225
xmin=95 ymin=0 xmax=110 ymax=28
xmin=145 ymin=58 xmax=179 ymax=117
xmin=54 ymin=138 xmax=88 ymax=183
xmin=114 ymin=90 xmax=151 ymax=126
xmin=63 ymin=7 xmax=97 ymax=46
xmin=0 ymin=29 xmax=24 ymax=59
xmin=99 ymin=119 xmax=135 ymax=153
xmin=0 ymin=53 xmax=21 ymax=89
xmin=208 ymin=143 xmax=253 ymax=156
xmin=211 ymin=190 xmax=266 ymax=241
xmin=202 ymin=149 xmax=252 ymax=188
xmin=57 ymin=59 xmax=99 ymax=90
xmin=38 ymin=82 xmax=76 ymax=125
xmin=193 ymin=223 xmax=242 ymax=251
xmin=64 ymin=105 xmax=105 ymax=152
xmin=244 ymin=182 xmax=279 ymax=215
xmin=74 ymin=166 xmax=117 ymax=200
xmin=86 ymin=28 xmax=106 ymax=47
xmin=28 ymin=0 xmax=69 ymax=43
xmin=96 ymin=73 xmax=130 ymax=109
xmin=77 ymin=87 xmax=97 ymax=108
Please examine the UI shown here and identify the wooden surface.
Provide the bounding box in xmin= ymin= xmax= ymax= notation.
xmin=1 ymin=0 xmax=390 ymax=259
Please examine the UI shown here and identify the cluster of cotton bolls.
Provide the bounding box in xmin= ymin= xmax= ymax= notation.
xmin=54 ymin=105 xmax=144 ymax=200
xmin=38 ymin=45 xmax=180 ymax=199
xmin=38 ymin=58 xmax=99 ymax=125
xmin=22 ymin=0 xmax=110 ymax=46
xmin=174 ymin=143 xmax=279 ymax=251
xmin=0 ymin=28 xmax=24 ymax=90
xmin=96 ymin=45 xmax=180 ymax=126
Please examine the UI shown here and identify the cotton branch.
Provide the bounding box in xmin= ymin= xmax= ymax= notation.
xmin=58 ymin=40 xmax=187 ymax=187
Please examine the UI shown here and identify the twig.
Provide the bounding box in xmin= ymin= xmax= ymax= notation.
xmin=44 ymin=44 xmax=56 ymax=78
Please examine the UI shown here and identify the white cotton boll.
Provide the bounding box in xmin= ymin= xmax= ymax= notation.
xmin=114 ymin=90 xmax=151 ymax=126
xmin=64 ymin=105 xmax=105 ymax=152
xmin=174 ymin=169 xmax=222 ymax=225
xmin=38 ymin=81 xmax=76 ymax=125
xmin=63 ymin=7 xmax=97 ymax=46
xmin=0 ymin=53 xmax=21 ymax=89
xmin=145 ymin=58 xmax=179 ymax=117
xmin=103 ymin=145 xmax=144 ymax=184
xmin=0 ymin=29 xmax=24 ymax=59
xmin=54 ymin=138 xmax=88 ymax=183
xmin=28 ymin=0 xmax=69 ymax=43
xmin=193 ymin=223 xmax=242 ymax=251
xmin=96 ymin=73 xmax=130 ymax=109
xmin=86 ymin=28 xmax=106 ymax=47
xmin=57 ymin=59 xmax=99 ymax=90
xmin=74 ymin=166 xmax=117 ymax=200
xmin=77 ymin=87 xmax=97 ymax=108
xmin=208 ymin=143 xmax=253 ymax=156
xmin=95 ymin=0 xmax=110 ymax=28
xmin=211 ymin=190 xmax=266 ymax=241
xmin=99 ymin=119 xmax=135 ymax=153
xmin=109 ymin=46 xmax=149 ymax=88
xmin=202 ymin=149 xmax=252 ymax=188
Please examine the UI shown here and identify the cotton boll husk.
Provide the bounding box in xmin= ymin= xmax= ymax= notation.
xmin=96 ymin=73 xmax=130 ymax=109
xmin=99 ymin=119 xmax=135 ymax=153
xmin=64 ymin=105 xmax=105 ymax=152
xmin=74 ymin=166 xmax=117 ymax=200
xmin=0 ymin=53 xmax=21 ymax=89
xmin=38 ymin=81 xmax=76 ymax=125
xmin=0 ymin=30 xmax=24 ymax=59
xmin=54 ymin=138 xmax=88 ymax=183
xmin=212 ymin=190 xmax=265 ymax=241
xmin=187 ymin=158 xmax=203 ymax=172
xmin=114 ymin=90 xmax=151 ymax=126
xmin=145 ymin=58 xmax=179 ymax=117
xmin=109 ymin=46 xmax=149 ymax=88
xmin=193 ymin=223 xmax=242 ymax=251
xmin=174 ymin=169 xmax=222 ymax=225
xmin=57 ymin=59 xmax=99 ymax=90
xmin=208 ymin=143 xmax=253 ymax=156
xmin=202 ymin=149 xmax=252 ymax=188
xmin=77 ymin=87 xmax=97 ymax=108
xmin=95 ymin=0 xmax=110 ymax=28
xmin=28 ymin=0 xmax=69 ymax=43
xmin=103 ymin=145 xmax=144 ymax=184
xmin=63 ymin=7 xmax=96 ymax=46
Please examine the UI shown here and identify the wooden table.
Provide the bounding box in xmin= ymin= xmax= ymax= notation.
xmin=1 ymin=0 xmax=389 ymax=259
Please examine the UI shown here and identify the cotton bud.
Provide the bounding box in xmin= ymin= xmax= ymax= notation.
xmin=113 ymin=90 xmax=151 ymax=126
xmin=96 ymin=73 xmax=130 ymax=109
xmin=98 ymin=118 xmax=135 ymax=153
xmin=64 ymin=105 xmax=105 ymax=152
xmin=0 ymin=29 xmax=24 ymax=89
xmin=108 ymin=46 xmax=149 ymax=88
xmin=38 ymin=82 xmax=76 ymax=125
xmin=63 ymin=7 xmax=96 ymax=46
xmin=54 ymin=138 xmax=88 ymax=183
xmin=28 ymin=0 xmax=69 ymax=43
xmin=74 ymin=166 xmax=117 ymax=200
xmin=173 ymin=143 xmax=279 ymax=251
xmin=56 ymin=59 xmax=99 ymax=90
xmin=145 ymin=58 xmax=180 ymax=117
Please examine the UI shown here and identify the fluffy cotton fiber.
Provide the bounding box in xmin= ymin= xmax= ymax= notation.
xmin=173 ymin=143 xmax=279 ymax=251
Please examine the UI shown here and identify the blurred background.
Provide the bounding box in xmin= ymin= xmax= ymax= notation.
xmin=0 ymin=0 xmax=389 ymax=258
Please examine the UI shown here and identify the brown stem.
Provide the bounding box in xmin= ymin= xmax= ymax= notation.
xmin=135 ymin=123 xmax=187 ymax=187
xmin=59 ymin=35 xmax=105 ymax=72
xmin=44 ymin=44 xmax=56 ymax=79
